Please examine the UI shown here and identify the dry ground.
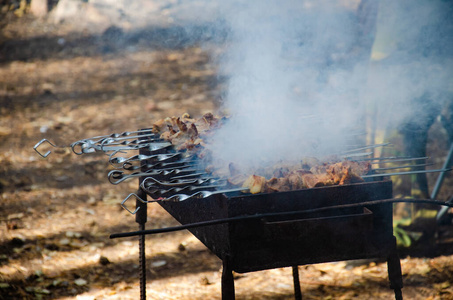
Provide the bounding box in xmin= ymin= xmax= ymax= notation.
xmin=1 ymin=12 xmax=453 ymax=300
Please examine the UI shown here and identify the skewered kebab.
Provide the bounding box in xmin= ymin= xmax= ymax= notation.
xmin=34 ymin=112 xmax=451 ymax=200
xmin=239 ymin=160 xmax=370 ymax=194
xmin=149 ymin=113 xmax=452 ymax=196
xmin=151 ymin=112 xmax=222 ymax=152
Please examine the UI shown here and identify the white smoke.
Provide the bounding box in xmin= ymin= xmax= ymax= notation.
xmin=364 ymin=0 xmax=453 ymax=131
xmin=205 ymin=0 xmax=453 ymax=173
xmin=207 ymin=1 xmax=368 ymax=171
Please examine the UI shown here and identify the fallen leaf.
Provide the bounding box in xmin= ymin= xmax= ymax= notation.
xmin=35 ymin=288 xmax=50 ymax=294
xmin=59 ymin=238 xmax=70 ymax=246
xmin=151 ymin=260 xmax=167 ymax=268
xmin=441 ymin=281 xmax=451 ymax=289
xmin=74 ymin=278 xmax=87 ymax=286
xmin=0 ymin=126 xmax=11 ymax=136
xmin=7 ymin=213 xmax=24 ymax=220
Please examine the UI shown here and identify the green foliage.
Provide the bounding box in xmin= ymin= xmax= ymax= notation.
xmin=393 ymin=208 xmax=438 ymax=248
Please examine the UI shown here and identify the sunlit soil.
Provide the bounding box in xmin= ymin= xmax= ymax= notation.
xmin=0 ymin=11 xmax=452 ymax=300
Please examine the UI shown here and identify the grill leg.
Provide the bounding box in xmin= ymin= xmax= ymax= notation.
xmin=138 ymin=223 xmax=146 ymax=300
xmin=387 ymin=236 xmax=403 ymax=300
xmin=222 ymin=257 xmax=235 ymax=300
xmin=292 ymin=266 xmax=302 ymax=300
xmin=135 ymin=188 xmax=148 ymax=300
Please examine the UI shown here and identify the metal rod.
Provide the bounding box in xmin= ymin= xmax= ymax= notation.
xmin=342 ymin=152 xmax=373 ymax=158
xmin=137 ymin=131 xmax=149 ymax=300
xmin=138 ymin=223 xmax=146 ymax=300
xmin=352 ymin=156 xmax=428 ymax=163
xmin=108 ymin=168 xmax=199 ymax=185
xmin=33 ymin=139 xmax=65 ymax=158
xmin=387 ymin=237 xmax=403 ymax=300
xmin=69 ymin=129 xmax=158 ymax=154
xmin=342 ymin=143 xmax=390 ymax=154
xmin=362 ymin=168 xmax=451 ymax=178
xmin=222 ymin=257 xmax=235 ymax=300
xmin=110 ymin=198 xmax=453 ymax=239
xmin=123 ymin=158 xmax=197 ymax=171
xmin=79 ymin=128 xmax=155 ymax=143
xmin=99 ymin=138 xmax=165 ymax=152
xmin=433 ymin=143 xmax=453 ymax=222
xmin=356 ymin=156 xmax=412 ymax=161
xmin=437 ymin=196 xmax=453 ymax=223
xmin=141 ymin=177 xmax=224 ymax=189
xmin=292 ymin=266 xmax=302 ymax=300
xmin=432 ymin=145 xmax=453 ymax=198
xmin=373 ymin=163 xmax=434 ymax=172
xmin=100 ymin=132 xmax=159 ymax=144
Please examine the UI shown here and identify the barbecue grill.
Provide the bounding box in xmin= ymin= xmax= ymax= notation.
xmin=130 ymin=133 xmax=403 ymax=300
xmin=34 ymin=124 xmax=453 ymax=300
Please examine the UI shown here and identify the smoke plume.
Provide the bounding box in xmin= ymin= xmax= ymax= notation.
xmin=205 ymin=0 xmax=453 ymax=173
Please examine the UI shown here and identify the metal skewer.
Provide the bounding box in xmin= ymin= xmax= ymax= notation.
xmin=108 ymin=168 xmax=199 ymax=184
xmin=121 ymin=187 xmax=248 ymax=214
xmin=164 ymin=188 xmax=248 ymax=202
xmin=342 ymin=152 xmax=373 ymax=159
xmin=122 ymin=159 xmax=197 ymax=171
xmin=79 ymin=128 xmax=155 ymax=143
xmin=342 ymin=143 xmax=390 ymax=154
xmin=362 ymin=168 xmax=452 ymax=178
xmin=141 ymin=177 xmax=224 ymax=189
xmin=143 ymin=184 xmax=226 ymax=199
xmin=70 ymin=129 xmax=158 ymax=154
xmin=352 ymin=156 xmax=429 ymax=163
xmin=372 ymin=163 xmax=434 ymax=172
xmin=109 ymin=153 xmax=183 ymax=168
xmin=434 ymin=143 xmax=453 ymax=223
xmin=33 ymin=139 xmax=65 ymax=158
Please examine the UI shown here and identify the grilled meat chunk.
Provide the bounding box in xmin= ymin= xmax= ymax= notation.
xmin=326 ymin=161 xmax=366 ymax=185
xmin=152 ymin=112 xmax=371 ymax=195
xmin=230 ymin=161 xmax=370 ymax=193
xmin=242 ymin=175 xmax=266 ymax=194
xmin=263 ymin=177 xmax=290 ymax=193
xmin=153 ymin=113 xmax=221 ymax=152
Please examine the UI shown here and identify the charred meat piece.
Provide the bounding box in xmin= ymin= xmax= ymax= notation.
xmin=325 ymin=161 xmax=367 ymax=185
xmin=153 ymin=113 xmax=222 ymax=152
xmin=264 ymin=177 xmax=290 ymax=193
xmin=230 ymin=160 xmax=369 ymax=193
xmin=152 ymin=112 xmax=372 ymax=195
xmin=286 ymin=170 xmax=310 ymax=190
xmin=310 ymin=164 xmax=328 ymax=175
xmin=301 ymin=173 xmax=326 ymax=188
xmin=176 ymin=117 xmax=188 ymax=133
